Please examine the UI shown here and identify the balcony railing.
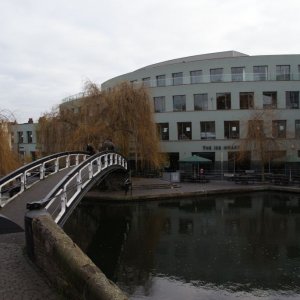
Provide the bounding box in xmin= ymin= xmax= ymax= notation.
xmin=135 ymin=72 xmax=300 ymax=88
xmin=63 ymin=72 xmax=300 ymax=102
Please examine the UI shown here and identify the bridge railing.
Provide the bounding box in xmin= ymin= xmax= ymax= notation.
xmin=27 ymin=151 xmax=127 ymax=225
xmin=0 ymin=151 xmax=89 ymax=208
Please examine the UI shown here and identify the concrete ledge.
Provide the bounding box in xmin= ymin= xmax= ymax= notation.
xmin=87 ymin=184 xmax=300 ymax=202
xmin=87 ymin=185 xmax=267 ymax=202
xmin=31 ymin=214 xmax=128 ymax=300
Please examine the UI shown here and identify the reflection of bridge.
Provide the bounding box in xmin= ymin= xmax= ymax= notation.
xmin=0 ymin=151 xmax=127 ymax=228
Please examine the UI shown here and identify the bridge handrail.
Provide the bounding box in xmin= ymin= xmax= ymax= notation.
xmin=27 ymin=151 xmax=127 ymax=225
xmin=0 ymin=151 xmax=89 ymax=207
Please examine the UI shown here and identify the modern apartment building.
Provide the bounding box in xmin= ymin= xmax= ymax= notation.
xmin=101 ymin=51 xmax=300 ymax=172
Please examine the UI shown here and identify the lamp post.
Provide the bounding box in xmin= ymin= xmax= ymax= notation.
xmin=221 ymin=151 xmax=223 ymax=180
xmin=289 ymin=143 xmax=295 ymax=182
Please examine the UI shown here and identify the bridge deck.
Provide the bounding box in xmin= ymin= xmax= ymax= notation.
xmin=1 ymin=168 xmax=72 ymax=229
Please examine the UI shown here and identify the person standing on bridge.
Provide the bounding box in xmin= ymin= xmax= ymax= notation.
xmin=86 ymin=143 xmax=95 ymax=155
xmin=101 ymin=138 xmax=116 ymax=152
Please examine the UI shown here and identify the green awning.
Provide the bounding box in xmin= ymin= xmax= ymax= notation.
xmin=285 ymin=155 xmax=300 ymax=163
xmin=179 ymin=155 xmax=211 ymax=163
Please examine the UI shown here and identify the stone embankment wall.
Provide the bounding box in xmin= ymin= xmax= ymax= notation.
xmin=27 ymin=213 xmax=128 ymax=300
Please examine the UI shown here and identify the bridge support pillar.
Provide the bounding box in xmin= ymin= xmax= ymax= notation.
xmin=24 ymin=208 xmax=51 ymax=261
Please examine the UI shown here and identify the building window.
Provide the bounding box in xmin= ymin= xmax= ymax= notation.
xmin=17 ymin=131 xmax=24 ymax=143
xmin=194 ymin=94 xmax=208 ymax=111
xmin=295 ymin=120 xmax=300 ymax=138
xmin=173 ymin=95 xmax=186 ymax=111
xmin=217 ymin=93 xmax=231 ymax=110
xmin=142 ymin=77 xmax=151 ymax=87
xmin=200 ymin=121 xmax=216 ymax=140
xmin=154 ymin=96 xmax=166 ymax=113
xmin=240 ymin=92 xmax=254 ymax=109
xmin=224 ymin=121 xmax=239 ymax=139
xmin=263 ymin=92 xmax=277 ymax=109
xmin=276 ymin=65 xmax=290 ymax=80
xmin=177 ymin=122 xmax=192 ymax=140
xmin=190 ymin=70 xmax=203 ymax=84
xmin=286 ymin=91 xmax=299 ymax=109
xmin=130 ymin=80 xmax=138 ymax=86
xmin=172 ymin=72 xmax=183 ymax=85
xmin=210 ymin=68 xmax=223 ymax=82
xmin=157 ymin=123 xmax=169 ymax=140
xmin=27 ymin=131 xmax=33 ymax=143
xmin=11 ymin=132 xmax=14 ymax=144
xmin=156 ymin=75 xmax=166 ymax=87
xmin=272 ymin=120 xmax=286 ymax=138
xmin=253 ymin=66 xmax=268 ymax=81
xmin=231 ymin=67 xmax=245 ymax=81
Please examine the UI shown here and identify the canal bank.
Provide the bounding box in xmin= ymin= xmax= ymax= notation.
xmin=87 ymin=177 xmax=300 ymax=201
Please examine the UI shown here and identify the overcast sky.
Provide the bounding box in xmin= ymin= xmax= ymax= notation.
xmin=1 ymin=0 xmax=300 ymax=123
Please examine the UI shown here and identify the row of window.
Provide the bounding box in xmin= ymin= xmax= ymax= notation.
xmin=153 ymin=91 xmax=300 ymax=112
xmin=137 ymin=65 xmax=300 ymax=87
xmin=157 ymin=120 xmax=300 ymax=141
xmin=12 ymin=131 xmax=34 ymax=144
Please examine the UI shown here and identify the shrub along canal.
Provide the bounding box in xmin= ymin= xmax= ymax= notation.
xmin=64 ymin=191 xmax=300 ymax=300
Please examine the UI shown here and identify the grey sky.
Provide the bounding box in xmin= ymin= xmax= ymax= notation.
xmin=1 ymin=0 xmax=300 ymax=123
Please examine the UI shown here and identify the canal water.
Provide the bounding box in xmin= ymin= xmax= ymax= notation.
xmin=64 ymin=192 xmax=300 ymax=299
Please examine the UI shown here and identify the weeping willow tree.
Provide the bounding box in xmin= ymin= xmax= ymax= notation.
xmin=38 ymin=81 xmax=165 ymax=170
xmin=0 ymin=110 xmax=20 ymax=176
xmin=237 ymin=110 xmax=284 ymax=181
xmin=101 ymin=82 xmax=164 ymax=169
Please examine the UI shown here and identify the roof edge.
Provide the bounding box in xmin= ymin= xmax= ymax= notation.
xmin=137 ymin=50 xmax=249 ymax=71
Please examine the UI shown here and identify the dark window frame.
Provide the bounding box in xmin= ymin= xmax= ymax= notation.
xmin=263 ymin=91 xmax=277 ymax=109
xmin=142 ymin=77 xmax=151 ymax=87
xmin=157 ymin=123 xmax=169 ymax=141
xmin=173 ymin=95 xmax=186 ymax=112
xmin=17 ymin=131 xmax=24 ymax=144
xmin=217 ymin=93 xmax=231 ymax=110
xmin=190 ymin=70 xmax=203 ymax=84
xmin=200 ymin=121 xmax=216 ymax=140
xmin=210 ymin=68 xmax=224 ymax=82
xmin=156 ymin=75 xmax=166 ymax=87
xmin=286 ymin=91 xmax=299 ymax=109
xmin=224 ymin=121 xmax=240 ymax=139
xmin=276 ymin=65 xmax=290 ymax=81
xmin=253 ymin=65 xmax=268 ymax=81
xmin=153 ymin=96 xmax=166 ymax=113
xmin=240 ymin=92 xmax=254 ymax=109
xmin=231 ymin=67 xmax=245 ymax=81
xmin=272 ymin=120 xmax=286 ymax=138
xmin=194 ymin=93 xmax=208 ymax=111
xmin=27 ymin=131 xmax=33 ymax=144
xmin=172 ymin=72 xmax=183 ymax=85
xmin=177 ymin=122 xmax=192 ymax=140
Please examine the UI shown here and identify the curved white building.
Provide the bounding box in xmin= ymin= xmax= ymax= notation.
xmin=102 ymin=51 xmax=300 ymax=173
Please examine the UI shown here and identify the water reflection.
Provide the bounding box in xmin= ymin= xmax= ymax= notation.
xmin=64 ymin=192 xmax=300 ymax=299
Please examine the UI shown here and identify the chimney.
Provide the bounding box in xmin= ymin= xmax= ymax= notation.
xmin=28 ymin=118 xmax=33 ymax=124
